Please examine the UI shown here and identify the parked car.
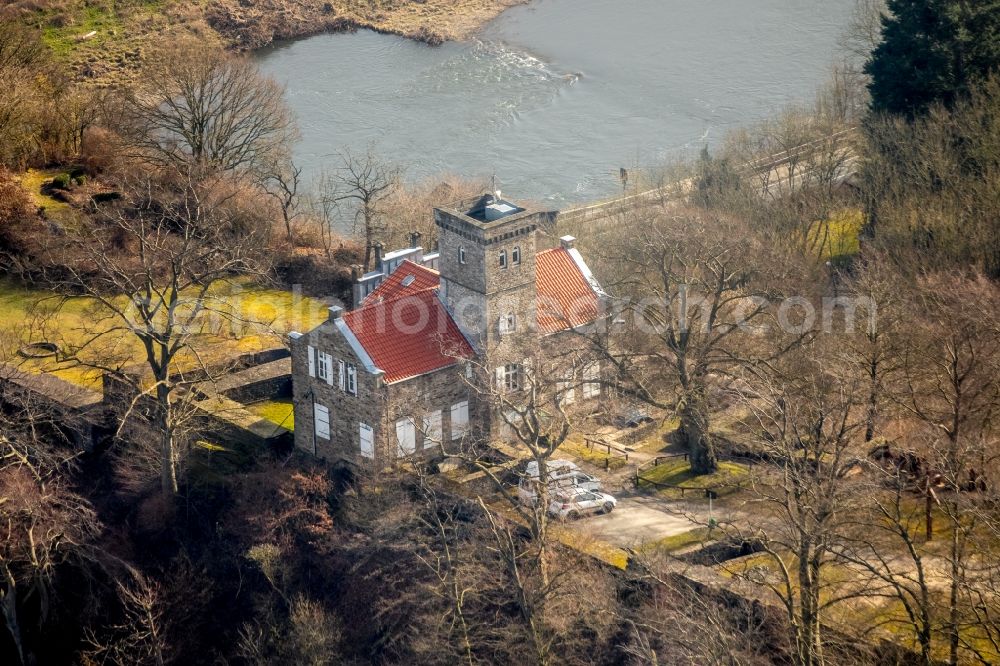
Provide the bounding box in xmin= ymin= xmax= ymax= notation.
xmin=614 ymin=407 xmax=653 ymax=428
xmin=548 ymin=488 xmax=618 ymax=521
xmin=517 ymin=460 xmax=602 ymax=506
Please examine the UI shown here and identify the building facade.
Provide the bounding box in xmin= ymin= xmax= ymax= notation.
xmin=289 ymin=194 xmax=608 ymax=468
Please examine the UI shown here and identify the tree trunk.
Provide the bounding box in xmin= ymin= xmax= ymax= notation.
xmin=1 ymin=571 xmax=25 ymax=666
xmin=678 ymin=391 xmax=717 ymax=474
xmin=155 ymin=383 xmax=178 ymax=495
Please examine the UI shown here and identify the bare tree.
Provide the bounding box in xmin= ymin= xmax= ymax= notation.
xmin=263 ymin=160 xmax=303 ymax=242
xmin=581 ymin=207 xmax=796 ymax=473
xmin=893 ymin=273 xmax=1000 ymax=664
xmin=83 ymin=569 xmax=169 ymax=666
xmin=322 ymin=147 xmax=399 ymax=270
xmin=0 ymin=388 xmax=102 ymax=666
xmin=725 ymin=350 xmax=866 ymax=666
xmin=117 ymin=41 xmax=296 ymax=176
xmin=43 ymin=168 xmax=271 ymax=495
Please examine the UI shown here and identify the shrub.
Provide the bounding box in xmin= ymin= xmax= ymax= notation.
xmin=51 ymin=173 xmax=72 ymax=190
xmin=73 ymin=175 xmax=86 ymax=186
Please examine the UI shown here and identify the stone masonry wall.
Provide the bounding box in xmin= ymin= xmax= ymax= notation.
xmin=290 ymin=320 xmax=384 ymax=466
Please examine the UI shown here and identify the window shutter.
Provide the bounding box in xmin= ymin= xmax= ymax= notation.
xmin=423 ymin=410 xmax=443 ymax=446
xmin=396 ymin=417 xmax=415 ymax=457
xmin=338 ymin=360 xmax=345 ymax=391
xmin=313 ymin=403 xmax=330 ymax=440
xmin=307 ymin=345 xmax=316 ymax=377
xmin=450 ymin=401 xmax=469 ymax=440
xmin=324 ymin=354 xmax=334 ymax=386
xmin=495 ymin=367 xmax=504 ymax=389
xmin=359 ymin=423 xmax=375 ymax=459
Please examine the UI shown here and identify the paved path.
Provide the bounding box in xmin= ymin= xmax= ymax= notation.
xmin=565 ymin=495 xmax=702 ymax=549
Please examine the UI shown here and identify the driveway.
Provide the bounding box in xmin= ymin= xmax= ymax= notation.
xmin=564 ymin=494 xmax=702 ymax=549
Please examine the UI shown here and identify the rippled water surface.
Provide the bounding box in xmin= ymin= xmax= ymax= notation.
xmin=258 ymin=0 xmax=855 ymax=204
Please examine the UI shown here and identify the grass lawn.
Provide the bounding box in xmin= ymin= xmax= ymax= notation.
xmin=0 ymin=278 xmax=330 ymax=389
xmin=637 ymin=459 xmax=750 ymax=499
xmin=809 ymin=208 xmax=863 ymax=264
xmin=17 ymin=169 xmax=84 ymax=230
xmin=560 ymin=435 xmax=629 ymax=471
xmin=640 ymin=526 xmax=719 ymax=555
xmin=246 ymin=399 xmax=295 ymax=429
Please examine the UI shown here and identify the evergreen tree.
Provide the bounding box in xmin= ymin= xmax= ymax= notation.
xmin=865 ymin=0 xmax=1000 ymax=116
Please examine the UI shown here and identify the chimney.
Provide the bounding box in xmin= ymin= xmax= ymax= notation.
xmin=373 ymin=242 xmax=384 ymax=268
xmin=560 ymin=235 xmax=577 ymax=250
xmin=409 ymin=231 xmax=422 ymax=248
xmin=328 ymin=305 xmax=344 ymax=322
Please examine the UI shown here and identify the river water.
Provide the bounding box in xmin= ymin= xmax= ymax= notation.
xmin=258 ymin=0 xmax=855 ymax=205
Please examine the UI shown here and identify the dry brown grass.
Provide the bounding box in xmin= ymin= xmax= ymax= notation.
xmin=10 ymin=0 xmax=527 ymax=83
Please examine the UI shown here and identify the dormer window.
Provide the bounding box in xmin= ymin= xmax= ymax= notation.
xmin=499 ymin=249 xmax=507 ymax=269
xmin=459 ymin=247 xmax=466 ymax=264
xmin=512 ymin=246 xmax=521 ymax=265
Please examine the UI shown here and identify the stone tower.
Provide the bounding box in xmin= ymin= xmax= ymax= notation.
xmin=434 ymin=194 xmax=554 ymax=361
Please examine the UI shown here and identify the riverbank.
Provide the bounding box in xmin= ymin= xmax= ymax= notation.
xmin=7 ymin=0 xmax=527 ymax=82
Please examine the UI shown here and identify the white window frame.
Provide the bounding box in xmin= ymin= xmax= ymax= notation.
xmin=395 ymin=417 xmax=416 ymax=457
xmin=359 ymin=422 xmax=375 ymax=459
xmin=338 ymin=359 xmax=346 ymax=391
xmin=318 ymin=352 xmax=333 ymax=384
xmin=313 ymin=403 xmax=330 ymax=440
xmin=347 ymin=363 xmax=357 ymax=395
xmin=499 ymin=312 xmax=516 ymax=336
xmin=499 ymin=249 xmax=507 ymax=269
xmin=458 ymin=247 xmax=466 ymax=264
xmin=503 ymin=363 xmax=521 ymax=392
xmin=512 ymin=246 xmax=521 ymax=265
xmin=450 ymin=401 xmax=469 ymax=440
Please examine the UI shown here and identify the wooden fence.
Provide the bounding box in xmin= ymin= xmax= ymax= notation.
xmin=634 ymin=453 xmax=750 ymax=498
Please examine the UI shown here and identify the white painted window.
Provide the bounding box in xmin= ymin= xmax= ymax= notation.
xmin=423 ymin=410 xmax=442 ymax=446
xmin=318 ymin=352 xmax=334 ymax=384
xmin=307 ymin=345 xmax=316 ymax=377
xmin=583 ymin=362 xmax=600 ymax=399
xmin=359 ymin=422 xmax=374 ymax=459
xmin=314 ymin=403 xmax=330 ymax=440
xmin=395 ymin=417 xmax=416 ymax=457
xmin=458 ymin=247 xmax=466 ymax=264
xmin=347 ymin=363 xmax=357 ymax=395
xmin=512 ymin=246 xmax=521 ymax=265
xmin=499 ymin=249 xmax=507 ymax=269
xmin=450 ymin=401 xmax=469 ymax=440
xmin=338 ymin=359 xmax=345 ymax=391
xmin=499 ymin=312 xmax=516 ymax=335
xmin=503 ymin=363 xmax=521 ymax=392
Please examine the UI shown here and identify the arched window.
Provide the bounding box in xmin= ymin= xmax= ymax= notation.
xmin=512 ymin=246 xmax=521 ymax=265
xmin=499 ymin=249 xmax=507 ymax=269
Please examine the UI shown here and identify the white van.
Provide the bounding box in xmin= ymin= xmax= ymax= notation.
xmin=517 ymin=459 xmax=602 ymax=506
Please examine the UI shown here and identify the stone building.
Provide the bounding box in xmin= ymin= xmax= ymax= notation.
xmin=289 ymin=194 xmax=608 ymax=467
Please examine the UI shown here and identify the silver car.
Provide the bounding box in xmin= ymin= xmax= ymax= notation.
xmin=548 ymin=488 xmax=617 ymax=521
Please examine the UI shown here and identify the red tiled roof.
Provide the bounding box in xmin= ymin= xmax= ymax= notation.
xmin=343 ymin=251 xmax=601 ymax=381
xmin=343 ymin=288 xmax=474 ymax=383
xmin=536 ymin=247 xmax=601 ymax=334
xmin=363 ymin=260 xmax=440 ymax=304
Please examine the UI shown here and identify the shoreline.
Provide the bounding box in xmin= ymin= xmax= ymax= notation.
xmin=21 ymin=0 xmax=529 ymax=83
